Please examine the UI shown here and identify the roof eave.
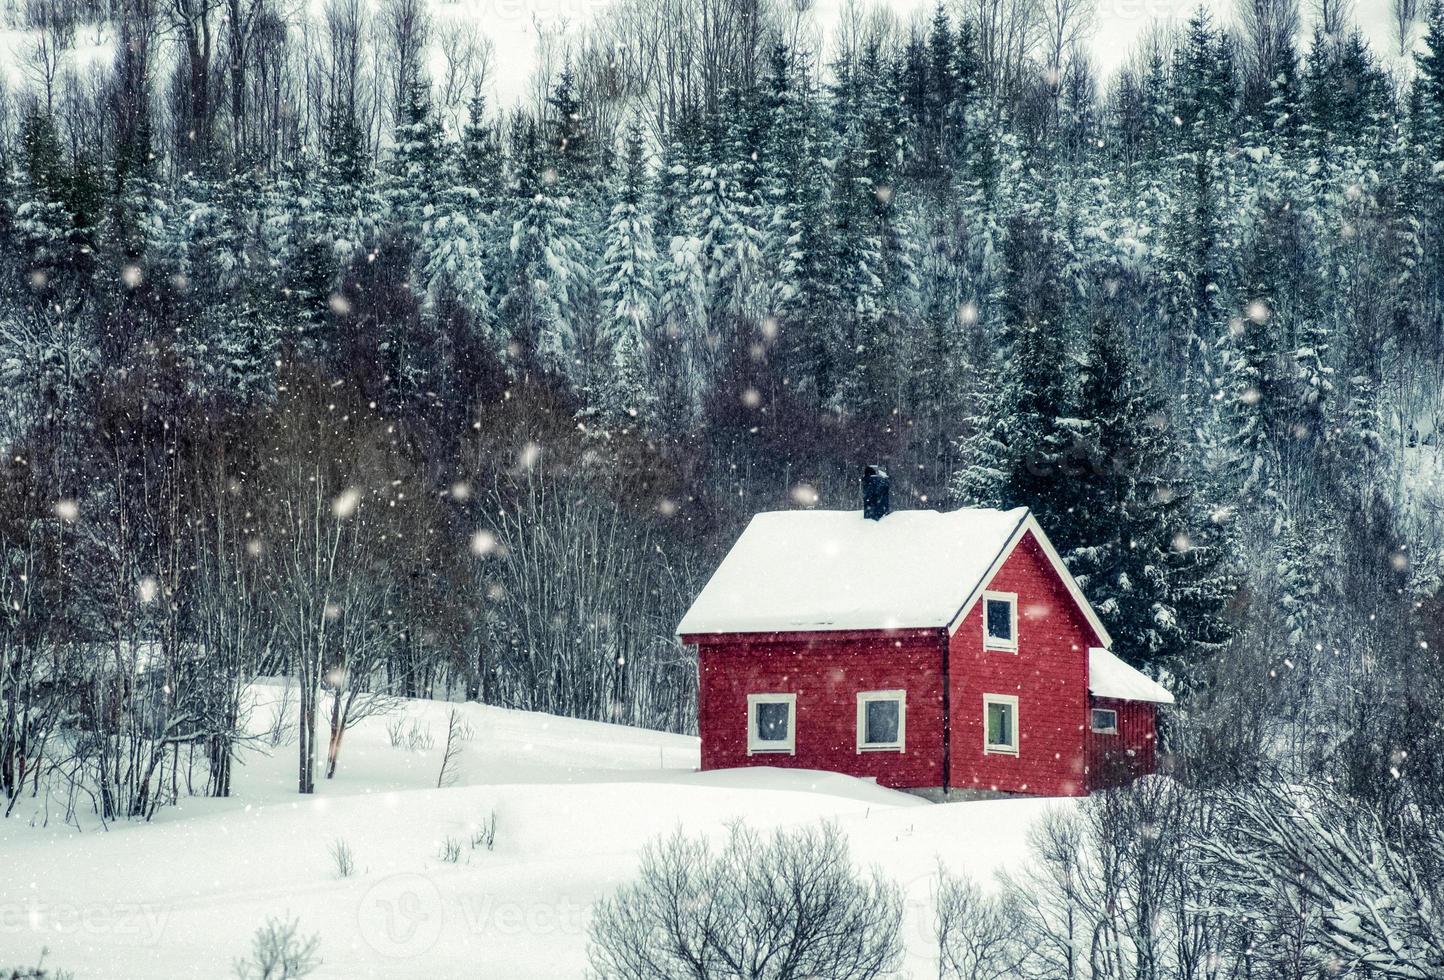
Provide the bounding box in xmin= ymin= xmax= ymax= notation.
xmin=679 ymin=625 xmax=948 ymax=645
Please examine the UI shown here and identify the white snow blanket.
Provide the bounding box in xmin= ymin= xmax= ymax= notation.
xmin=0 ymin=682 xmax=1069 ymax=979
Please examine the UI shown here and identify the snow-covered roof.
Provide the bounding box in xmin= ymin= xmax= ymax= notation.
xmin=677 ymin=507 xmax=1029 ymax=635
xmin=1088 ymin=647 xmax=1174 ymax=704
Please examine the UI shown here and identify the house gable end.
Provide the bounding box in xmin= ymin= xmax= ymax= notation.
xmin=945 ymin=515 xmax=1111 ymax=649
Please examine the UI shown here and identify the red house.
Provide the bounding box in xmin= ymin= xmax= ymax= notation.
xmin=677 ymin=467 xmax=1173 ymax=798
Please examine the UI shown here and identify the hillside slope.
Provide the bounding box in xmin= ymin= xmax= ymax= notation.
xmin=0 ymin=684 xmax=1066 ymax=979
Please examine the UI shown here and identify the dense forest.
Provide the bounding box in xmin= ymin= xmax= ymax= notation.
xmin=0 ymin=0 xmax=1442 ymax=874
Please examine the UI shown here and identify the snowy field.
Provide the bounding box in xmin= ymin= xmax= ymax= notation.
xmin=0 ymin=683 xmax=1068 ymax=979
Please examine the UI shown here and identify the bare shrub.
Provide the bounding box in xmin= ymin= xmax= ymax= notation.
xmin=933 ymin=866 xmax=1019 ymax=979
xmin=4 ymin=967 xmax=73 ymax=980
xmin=385 ymin=716 xmax=406 ymax=748
xmin=438 ymin=835 xmax=461 ymax=863
xmin=589 ymin=822 xmax=903 ymax=980
xmin=329 ymin=839 xmax=355 ymax=878
xmin=470 ymin=811 xmax=497 ymax=852
xmin=4 ymin=947 xmax=73 ymax=979
xmin=386 ymin=718 xmax=433 ymax=752
xmin=407 ymin=723 xmax=434 ymax=752
xmin=233 ymin=914 xmax=321 ymax=979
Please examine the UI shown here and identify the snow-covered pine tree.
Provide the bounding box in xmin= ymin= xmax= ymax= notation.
xmin=14 ymin=110 xmax=94 ymax=295
xmin=1069 ymin=301 xmax=1230 ymax=681
xmin=170 ymin=171 xmax=278 ymax=402
xmin=988 ymin=212 xmax=1081 ymax=542
xmin=827 ymin=46 xmax=886 ymax=418
xmin=318 ymin=103 xmax=380 ymax=271
xmin=1417 ymin=0 xmax=1444 ymax=167
xmin=835 ymin=39 xmax=919 ymax=424
xmin=1217 ymin=291 xmax=1285 ymax=524
xmin=1413 ymin=0 xmax=1444 ymax=330
xmin=499 ymin=114 xmax=590 ymax=381
xmin=949 ymin=332 xmax=1009 ymax=509
xmin=595 ymin=126 xmax=658 ymax=424
xmin=2 ymin=109 xmax=100 ymax=437
xmin=386 ymin=71 xmax=445 ymax=243
xmin=1159 ymin=9 xmax=1237 ymax=409
xmin=687 ymin=106 xmax=765 ymax=366
xmin=266 ymin=150 xmax=336 ymax=354
xmin=761 ymin=45 xmax=836 ymax=404
xmin=420 ymin=95 xmax=504 ymax=364
xmin=651 ymin=108 xmax=709 ymax=432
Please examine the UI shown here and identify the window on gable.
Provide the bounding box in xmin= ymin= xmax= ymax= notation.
xmin=984 ymin=694 xmax=1019 ymax=755
xmin=1091 ymin=708 xmax=1118 ymax=734
xmin=748 ymin=693 xmax=796 ymax=755
xmin=983 ymin=591 xmax=1017 ymax=650
xmin=856 ymin=690 xmax=906 ymax=752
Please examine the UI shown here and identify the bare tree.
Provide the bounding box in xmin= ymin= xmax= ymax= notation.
xmin=255 ymin=379 xmax=414 ymax=792
xmin=164 ymin=0 xmax=224 ymax=167
xmin=1039 ymin=0 xmax=1096 ymax=78
xmin=0 ymin=455 xmax=71 ymax=819
xmin=436 ymin=708 xmax=463 ymax=788
xmin=1393 ymin=0 xmax=1423 ymax=59
xmin=307 ymin=0 xmax=370 ymax=152
xmin=436 ymin=19 xmax=491 ymax=126
xmin=379 ymin=0 xmax=430 ymax=132
xmin=1236 ymin=0 xmax=1301 ymax=115
xmin=972 ymin=0 xmax=1042 ymax=99
xmin=22 ymin=0 xmax=74 ymax=114
xmin=1312 ymin=0 xmax=1355 ymax=38
xmin=220 ymin=0 xmax=272 ymax=164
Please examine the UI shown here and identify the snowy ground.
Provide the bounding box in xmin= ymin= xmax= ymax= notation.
xmin=0 ymin=683 xmax=1068 ymax=978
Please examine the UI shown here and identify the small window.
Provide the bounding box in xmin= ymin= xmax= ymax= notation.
xmin=747 ymin=693 xmax=796 ymax=755
xmin=984 ymin=694 xmax=1019 ymax=755
xmin=982 ymin=591 xmax=1017 ymax=651
xmin=1091 ymin=708 xmax=1118 ymax=734
xmin=856 ymin=690 xmax=906 ymax=752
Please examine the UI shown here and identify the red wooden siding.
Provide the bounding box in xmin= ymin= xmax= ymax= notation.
xmin=948 ymin=532 xmax=1099 ymax=797
xmin=696 ymin=632 xmax=946 ymax=789
xmin=1086 ymin=696 xmax=1157 ymax=790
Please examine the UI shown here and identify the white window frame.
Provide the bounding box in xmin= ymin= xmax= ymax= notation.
xmin=747 ymin=693 xmax=797 ymax=755
xmin=1091 ymin=707 xmax=1118 ymax=734
xmin=855 ymin=690 xmax=907 ymax=753
xmin=982 ymin=591 xmax=1019 ymax=652
xmin=983 ymin=693 xmax=1020 ymax=755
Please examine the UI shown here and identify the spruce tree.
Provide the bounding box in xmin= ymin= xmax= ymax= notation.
xmin=1416 ymin=0 xmax=1444 ymax=167
xmin=596 ymin=126 xmax=659 ymax=423
xmin=828 ymin=47 xmax=886 ymax=416
xmin=421 ymin=95 xmax=503 ymax=360
xmin=761 ymin=46 xmax=835 ymax=403
xmin=835 ymin=39 xmax=918 ymax=423
xmin=500 ymin=115 xmax=590 ymax=380
xmin=1160 ymin=9 xmax=1236 ymax=404
xmin=387 ymin=72 xmax=445 ymax=241
xmin=1070 ymin=302 xmax=1230 ymax=680
xmin=991 ymin=213 xmax=1079 ymax=540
